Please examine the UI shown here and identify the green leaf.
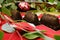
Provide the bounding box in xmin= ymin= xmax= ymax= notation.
xmin=45 ymin=7 xmax=50 ymax=12
xmin=50 ymin=7 xmax=56 ymax=12
xmin=6 ymin=0 xmax=14 ymax=3
xmin=48 ymin=0 xmax=55 ymax=3
xmin=54 ymin=35 xmax=60 ymax=40
xmin=23 ymin=30 xmax=53 ymax=40
xmin=23 ymin=31 xmax=39 ymax=39
xmin=0 ymin=0 xmax=4 ymax=4
xmin=11 ymin=3 xmax=17 ymax=10
xmin=0 ymin=30 xmax=4 ymax=40
xmin=56 ymin=2 xmax=60 ymax=9
xmin=23 ymin=31 xmax=44 ymax=39
xmin=3 ymin=3 xmax=12 ymax=7
xmin=0 ymin=4 xmax=2 ymax=8
xmin=2 ymin=7 xmax=12 ymax=16
xmin=31 ymin=3 xmax=36 ymax=8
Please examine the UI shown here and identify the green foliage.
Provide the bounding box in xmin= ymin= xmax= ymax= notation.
xmin=0 ymin=31 xmax=4 ymax=40
xmin=11 ymin=3 xmax=17 ymax=10
xmin=0 ymin=0 xmax=17 ymax=16
xmin=4 ymin=0 xmax=16 ymax=3
xmin=6 ymin=0 xmax=14 ymax=3
xmin=2 ymin=7 xmax=11 ymax=16
xmin=56 ymin=2 xmax=60 ymax=10
xmin=23 ymin=30 xmax=53 ymax=40
xmin=31 ymin=3 xmax=36 ymax=8
xmin=0 ymin=0 xmax=4 ymax=4
xmin=48 ymin=0 xmax=55 ymax=3
xmin=45 ymin=7 xmax=50 ymax=12
xmin=50 ymin=7 xmax=56 ymax=12
xmin=54 ymin=35 xmax=60 ymax=40
xmin=23 ymin=31 xmax=44 ymax=39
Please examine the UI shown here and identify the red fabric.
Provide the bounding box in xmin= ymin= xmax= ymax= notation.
xmin=3 ymin=31 xmax=22 ymax=40
xmin=0 ymin=22 xmax=60 ymax=40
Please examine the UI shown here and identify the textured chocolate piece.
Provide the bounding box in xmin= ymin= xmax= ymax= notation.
xmin=40 ymin=14 xmax=60 ymax=30
xmin=23 ymin=11 xmax=40 ymax=25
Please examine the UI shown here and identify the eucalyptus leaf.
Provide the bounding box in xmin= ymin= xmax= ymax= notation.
xmin=6 ymin=0 xmax=14 ymax=3
xmin=48 ymin=0 xmax=55 ymax=3
xmin=23 ymin=30 xmax=53 ymax=40
xmin=3 ymin=3 xmax=12 ymax=7
xmin=2 ymin=7 xmax=11 ymax=16
xmin=11 ymin=3 xmax=17 ymax=10
xmin=23 ymin=31 xmax=44 ymax=39
xmin=45 ymin=7 xmax=50 ymax=12
xmin=56 ymin=2 xmax=60 ymax=9
xmin=0 ymin=30 xmax=4 ymax=40
xmin=0 ymin=0 xmax=4 ymax=4
xmin=54 ymin=35 xmax=60 ymax=40
xmin=50 ymin=7 xmax=56 ymax=12
xmin=23 ymin=32 xmax=39 ymax=39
